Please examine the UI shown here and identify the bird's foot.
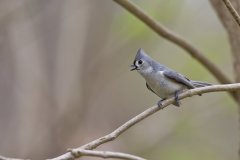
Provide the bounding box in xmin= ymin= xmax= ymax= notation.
xmin=174 ymin=90 xmax=181 ymax=107
xmin=157 ymin=99 xmax=166 ymax=109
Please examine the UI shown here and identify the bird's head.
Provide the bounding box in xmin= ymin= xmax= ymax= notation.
xmin=130 ymin=48 xmax=153 ymax=73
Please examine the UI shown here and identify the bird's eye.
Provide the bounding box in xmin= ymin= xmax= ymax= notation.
xmin=138 ymin=60 xmax=143 ymax=65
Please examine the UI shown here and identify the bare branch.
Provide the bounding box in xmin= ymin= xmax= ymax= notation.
xmin=50 ymin=83 xmax=240 ymax=160
xmin=222 ymin=0 xmax=240 ymax=26
xmin=2 ymin=84 xmax=240 ymax=160
xmin=48 ymin=149 xmax=145 ymax=160
xmin=52 ymin=149 xmax=146 ymax=160
xmin=0 ymin=155 xmax=27 ymax=160
xmin=81 ymin=84 xmax=240 ymax=150
xmin=112 ymin=0 xmax=239 ymax=101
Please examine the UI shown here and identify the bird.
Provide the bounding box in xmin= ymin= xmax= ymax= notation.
xmin=130 ymin=48 xmax=211 ymax=107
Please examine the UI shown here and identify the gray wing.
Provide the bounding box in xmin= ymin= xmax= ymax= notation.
xmin=146 ymin=83 xmax=158 ymax=95
xmin=163 ymin=70 xmax=195 ymax=89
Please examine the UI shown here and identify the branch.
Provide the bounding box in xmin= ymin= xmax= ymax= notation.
xmin=0 ymin=155 xmax=27 ymax=160
xmin=50 ymin=83 xmax=240 ymax=160
xmin=112 ymin=0 xmax=238 ymax=101
xmin=222 ymin=0 xmax=240 ymax=26
xmin=49 ymin=149 xmax=146 ymax=160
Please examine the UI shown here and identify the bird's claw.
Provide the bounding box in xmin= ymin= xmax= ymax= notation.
xmin=157 ymin=99 xmax=166 ymax=109
xmin=174 ymin=91 xmax=181 ymax=107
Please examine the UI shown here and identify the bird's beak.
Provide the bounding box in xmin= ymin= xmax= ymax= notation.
xmin=130 ymin=64 xmax=137 ymax=71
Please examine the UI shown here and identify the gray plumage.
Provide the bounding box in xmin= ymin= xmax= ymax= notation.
xmin=130 ymin=48 xmax=211 ymax=106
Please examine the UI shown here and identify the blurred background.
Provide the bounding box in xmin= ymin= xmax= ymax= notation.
xmin=0 ymin=0 xmax=238 ymax=160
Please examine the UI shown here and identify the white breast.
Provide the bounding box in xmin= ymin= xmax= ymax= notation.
xmin=141 ymin=70 xmax=185 ymax=98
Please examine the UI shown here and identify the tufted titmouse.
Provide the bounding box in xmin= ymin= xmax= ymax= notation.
xmin=130 ymin=48 xmax=211 ymax=107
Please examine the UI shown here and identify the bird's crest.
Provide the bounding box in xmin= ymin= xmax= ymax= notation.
xmin=135 ymin=48 xmax=151 ymax=61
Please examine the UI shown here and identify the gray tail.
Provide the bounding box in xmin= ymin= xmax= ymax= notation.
xmin=191 ymin=80 xmax=212 ymax=88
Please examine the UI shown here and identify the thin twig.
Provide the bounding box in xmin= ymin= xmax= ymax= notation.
xmin=112 ymin=0 xmax=238 ymax=101
xmin=50 ymin=83 xmax=240 ymax=160
xmin=222 ymin=0 xmax=240 ymax=26
xmin=81 ymin=84 xmax=240 ymax=150
xmin=52 ymin=148 xmax=146 ymax=160
xmin=49 ymin=149 xmax=146 ymax=160
xmin=0 ymin=155 xmax=27 ymax=160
